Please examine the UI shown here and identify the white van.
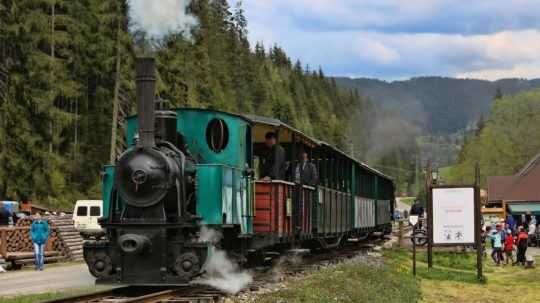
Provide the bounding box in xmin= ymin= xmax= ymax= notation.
xmin=73 ymin=200 xmax=104 ymax=238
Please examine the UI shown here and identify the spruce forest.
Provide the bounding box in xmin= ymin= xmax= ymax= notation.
xmin=0 ymin=0 xmax=368 ymax=209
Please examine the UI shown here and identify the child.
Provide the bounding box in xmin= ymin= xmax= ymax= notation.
xmin=490 ymin=224 xmax=503 ymax=265
xmin=504 ymin=229 xmax=514 ymax=265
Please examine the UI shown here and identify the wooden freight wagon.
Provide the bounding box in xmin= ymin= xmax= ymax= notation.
xmin=254 ymin=181 xmax=314 ymax=238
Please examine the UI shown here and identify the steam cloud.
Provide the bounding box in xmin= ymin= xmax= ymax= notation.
xmin=129 ymin=0 xmax=198 ymax=40
xmin=350 ymin=101 xmax=424 ymax=163
xmin=195 ymin=226 xmax=252 ymax=294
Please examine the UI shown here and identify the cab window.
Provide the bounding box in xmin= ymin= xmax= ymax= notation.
xmin=90 ymin=206 xmax=100 ymax=217
xmin=76 ymin=206 xmax=88 ymax=216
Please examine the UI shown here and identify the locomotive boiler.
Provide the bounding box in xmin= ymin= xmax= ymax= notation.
xmin=83 ymin=58 xmax=208 ymax=284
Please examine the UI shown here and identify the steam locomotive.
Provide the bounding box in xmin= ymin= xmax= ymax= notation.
xmin=83 ymin=58 xmax=395 ymax=285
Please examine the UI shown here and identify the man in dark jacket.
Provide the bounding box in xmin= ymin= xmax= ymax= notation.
xmin=410 ymin=201 xmax=424 ymax=217
xmin=260 ymin=132 xmax=286 ymax=180
xmin=292 ymin=150 xmax=318 ymax=186
xmin=410 ymin=200 xmax=424 ymax=228
xmin=0 ymin=204 xmax=10 ymax=225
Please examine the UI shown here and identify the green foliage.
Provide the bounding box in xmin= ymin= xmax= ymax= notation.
xmin=0 ymin=0 xmax=363 ymax=209
xmin=448 ymin=88 xmax=540 ymax=186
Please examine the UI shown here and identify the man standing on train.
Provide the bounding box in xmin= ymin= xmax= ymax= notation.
xmin=293 ymin=149 xmax=319 ymax=186
xmin=261 ymin=131 xmax=287 ymax=180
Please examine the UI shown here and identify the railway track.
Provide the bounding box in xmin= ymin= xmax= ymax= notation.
xmin=43 ymin=286 xmax=225 ymax=303
xmin=44 ymin=237 xmax=389 ymax=303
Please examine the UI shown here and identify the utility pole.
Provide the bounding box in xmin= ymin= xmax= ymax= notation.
xmin=415 ymin=155 xmax=419 ymax=195
xmin=49 ymin=1 xmax=55 ymax=154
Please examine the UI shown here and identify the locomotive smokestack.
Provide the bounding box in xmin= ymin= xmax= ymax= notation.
xmin=135 ymin=57 xmax=156 ymax=148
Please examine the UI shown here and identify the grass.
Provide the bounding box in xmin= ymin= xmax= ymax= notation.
xmin=391 ymin=249 xmax=540 ymax=303
xmin=255 ymin=252 xmax=421 ymax=303
xmin=254 ymin=248 xmax=540 ymax=303
xmin=0 ymin=286 xmax=112 ymax=303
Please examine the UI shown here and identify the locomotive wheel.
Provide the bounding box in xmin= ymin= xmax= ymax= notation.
xmin=88 ymin=252 xmax=113 ymax=278
xmin=174 ymin=252 xmax=200 ymax=279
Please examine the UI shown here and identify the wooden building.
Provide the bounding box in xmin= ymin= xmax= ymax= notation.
xmin=485 ymin=153 xmax=540 ymax=224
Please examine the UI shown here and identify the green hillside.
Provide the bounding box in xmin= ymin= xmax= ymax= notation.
xmin=335 ymin=76 xmax=540 ymax=134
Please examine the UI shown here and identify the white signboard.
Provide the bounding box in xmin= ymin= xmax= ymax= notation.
xmin=432 ymin=187 xmax=475 ymax=244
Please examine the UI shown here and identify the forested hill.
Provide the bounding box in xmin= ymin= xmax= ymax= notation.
xmin=0 ymin=0 xmax=362 ymax=208
xmin=335 ymin=77 xmax=540 ymax=134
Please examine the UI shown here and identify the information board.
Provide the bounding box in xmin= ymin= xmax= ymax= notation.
xmin=432 ymin=187 xmax=475 ymax=245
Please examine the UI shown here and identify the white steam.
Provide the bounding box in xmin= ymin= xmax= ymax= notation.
xmin=129 ymin=0 xmax=198 ymax=40
xmin=195 ymin=226 xmax=252 ymax=294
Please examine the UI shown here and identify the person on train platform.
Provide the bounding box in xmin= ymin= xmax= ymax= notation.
xmin=30 ymin=213 xmax=50 ymax=271
xmin=292 ymin=150 xmax=319 ymax=186
xmin=514 ymin=226 xmax=528 ymax=266
xmin=260 ymin=131 xmax=286 ymax=180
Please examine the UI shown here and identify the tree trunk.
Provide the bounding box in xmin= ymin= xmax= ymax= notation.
xmin=109 ymin=18 xmax=122 ymax=164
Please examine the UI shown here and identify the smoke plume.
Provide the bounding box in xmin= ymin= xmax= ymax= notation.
xmin=129 ymin=0 xmax=199 ymax=40
xmin=195 ymin=226 xmax=253 ymax=294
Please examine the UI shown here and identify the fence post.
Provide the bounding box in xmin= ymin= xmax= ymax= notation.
xmin=0 ymin=229 xmax=7 ymax=258
xmin=398 ymin=220 xmax=404 ymax=247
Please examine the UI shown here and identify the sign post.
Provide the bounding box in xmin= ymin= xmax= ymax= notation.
xmin=426 ymin=162 xmax=433 ymax=268
xmin=409 ymin=215 xmax=419 ymax=276
xmin=474 ymin=163 xmax=483 ymax=280
xmin=428 ymin=183 xmax=483 ymax=280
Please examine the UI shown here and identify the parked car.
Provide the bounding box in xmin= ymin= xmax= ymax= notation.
xmin=73 ymin=200 xmax=104 ymax=239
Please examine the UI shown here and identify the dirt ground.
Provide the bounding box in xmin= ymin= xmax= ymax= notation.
xmin=0 ymin=262 xmax=97 ymax=297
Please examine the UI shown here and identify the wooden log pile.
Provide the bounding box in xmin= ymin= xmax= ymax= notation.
xmin=15 ymin=215 xmax=84 ymax=261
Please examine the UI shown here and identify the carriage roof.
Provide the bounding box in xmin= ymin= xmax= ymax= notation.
xmin=175 ymin=108 xmax=392 ymax=181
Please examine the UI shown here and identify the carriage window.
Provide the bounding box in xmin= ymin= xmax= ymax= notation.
xmin=77 ymin=206 xmax=88 ymax=216
xmin=206 ymin=118 xmax=229 ymax=153
xmin=90 ymin=206 xmax=101 ymax=216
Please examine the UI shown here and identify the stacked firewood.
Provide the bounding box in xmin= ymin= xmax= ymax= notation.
xmin=15 ymin=215 xmax=84 ymax=261
xmin=4 ymin=225 xmax=55 ymax=252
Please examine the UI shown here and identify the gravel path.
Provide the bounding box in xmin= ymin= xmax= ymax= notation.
xmin=0 ymin=262 xmax=96 ymax=297
xmin=395 ymin=197 xmax=413 ymax=213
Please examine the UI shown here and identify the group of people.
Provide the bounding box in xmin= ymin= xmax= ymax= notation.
xmin=486 ymin=214 xmax=538 ymax=267
xmin=259 ymin=131 xmax=319 ymax=186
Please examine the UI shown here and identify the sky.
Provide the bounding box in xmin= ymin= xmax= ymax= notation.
xmin=130 ymin=0 xmax=540 ymax=81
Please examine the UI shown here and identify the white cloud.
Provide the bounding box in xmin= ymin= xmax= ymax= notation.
xmin=237 ymin=0 xmax=540 ymax=79
xmin=457 ymin=64 xmax=540 ymax=81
